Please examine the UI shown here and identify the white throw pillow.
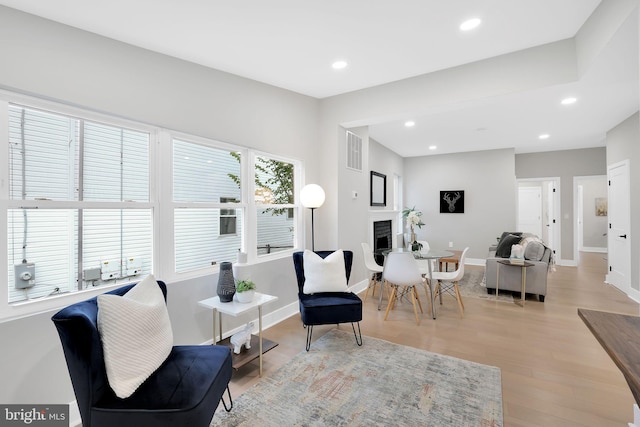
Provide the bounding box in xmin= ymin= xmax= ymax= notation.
xmin=303 ymin=250 xmax=348 ymax=294
xmin=97 ymin=274 xmax=173 ymax=399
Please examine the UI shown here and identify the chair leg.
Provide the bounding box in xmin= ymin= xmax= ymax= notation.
xmin=413 ymin=287 xmax=424 ymax=313
xmin=351 ymin=322 xmax=363 ymax=346
xmin=384 ymin=286 xmax=397 ymax=320
xmin=221 ymin=385 xmax=233 ymax=412
xmin=454 ymin=282 xmax=465 ymax=318
xmin=410 ymin=287 xmax=421 ymax=325
xmin=421 ymin=282 xmax=433 ymax=314
xmin=364 ymin=276 xmax=373 ymax=302
xmin=305 ymin=325 xmax=314 ymax=351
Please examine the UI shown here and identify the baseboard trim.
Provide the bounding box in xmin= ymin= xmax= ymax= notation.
xmin=581 ymin=247 xmax=607 ymax=253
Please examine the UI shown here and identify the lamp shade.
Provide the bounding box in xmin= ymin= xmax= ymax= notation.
xmin=300 ymin=184 xmax=325 ymax=208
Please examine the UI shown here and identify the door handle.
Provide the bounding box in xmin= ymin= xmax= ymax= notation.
xmin=619 ymin=234 xmax=627 ymax=239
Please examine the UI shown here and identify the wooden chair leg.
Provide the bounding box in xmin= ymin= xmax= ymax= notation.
xmin=413 ymin=287 xmax=423 ymax=313
xmin=454 ymin=282 xmax=464 ymax=318
xmin=409 ymin=287 xmax=421 ymax=325
xmin=384 ymin=286 xmax=397 ymax=321
xmin=364 ymin=276 xmax=375 ymax=302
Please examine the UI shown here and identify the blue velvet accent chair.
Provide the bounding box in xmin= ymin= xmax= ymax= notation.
xmin=51 ymin=281 xmax=233 ymax=427
xmin=293 ymin=250 xmax=363 ymax=351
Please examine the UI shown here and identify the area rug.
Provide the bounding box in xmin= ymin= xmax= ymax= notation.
xmin=456 ymin=266 xmax=514 ymax=302
xmin=212 ymin=330 xmax=503 ymax=426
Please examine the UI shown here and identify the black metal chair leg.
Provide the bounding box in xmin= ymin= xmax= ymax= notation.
xmin=351 ymin=322 xmax=363 ymax=346
xmin=305 ymin=325 xmax=314 ymax=351
xmin=221 ymin=385 xmax=233 ymax=412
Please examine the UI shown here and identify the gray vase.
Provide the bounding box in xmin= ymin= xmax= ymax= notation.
xmin=217 ymin=262 xmax=236 ymax=303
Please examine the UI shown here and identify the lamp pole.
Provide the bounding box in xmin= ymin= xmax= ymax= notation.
xmin=310 ymin=207 xmax=316 ymax=251
xmin=300 ymin=184 xmax=325 ymax=252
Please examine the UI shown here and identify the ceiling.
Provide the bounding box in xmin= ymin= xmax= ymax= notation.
xmin=0 ymin=0 xmax=638 ymax=157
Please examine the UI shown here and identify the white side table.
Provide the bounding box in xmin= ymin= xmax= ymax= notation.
xmin=198 ymin=292 xmax=278 ymax=376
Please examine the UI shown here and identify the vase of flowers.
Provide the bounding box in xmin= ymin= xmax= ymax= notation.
xmin=403 ymin=206 xmax=425 ymax=251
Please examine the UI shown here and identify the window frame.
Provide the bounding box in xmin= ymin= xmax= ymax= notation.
xmin=0 ymin=92 xmax=159 ymax=321
xmin=0 ymin=91 xmax=305 ymax=321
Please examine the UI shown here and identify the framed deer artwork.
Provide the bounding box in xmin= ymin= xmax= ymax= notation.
xmin=440 ymin=190 xmax=464 ymax=213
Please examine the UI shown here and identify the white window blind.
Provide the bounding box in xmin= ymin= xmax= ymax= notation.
xmin=172 ymin=139 xmax=243 ymax=272
xmin=7 ymin=104 xmax=152 ymax=303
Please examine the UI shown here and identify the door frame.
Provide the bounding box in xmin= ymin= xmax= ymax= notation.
xmin=605 ymin=160 xmax=631 ymax=295
xmin=516 ymin=177 xmax=561 ymax=263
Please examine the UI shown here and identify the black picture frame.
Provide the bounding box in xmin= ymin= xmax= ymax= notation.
xmin=440 ymin=190 xmax=464 ymax=213
xmin=370 ymin=171 xmax=386 ymax=207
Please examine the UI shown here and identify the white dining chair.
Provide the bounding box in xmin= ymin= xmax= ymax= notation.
xmin=415 ymin=240 xmax=436 ymax=275
xmin=382 ymin=251 xmax=425 ymax=325
xmin=430 ymin=247 xmax=469 ymax=318
xmin=361 ymin=242 xmax=384 ymax=303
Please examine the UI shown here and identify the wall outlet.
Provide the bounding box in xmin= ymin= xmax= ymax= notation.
xmin=449 ymin=241 xmax=453 ymax=248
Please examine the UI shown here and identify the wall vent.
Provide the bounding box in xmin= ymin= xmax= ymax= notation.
xmin=346 ymin=131 xmax=362 ymax=171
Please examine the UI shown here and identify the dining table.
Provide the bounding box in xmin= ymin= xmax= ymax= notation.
xmin=381 ymin=247 xmax=454 ymax=319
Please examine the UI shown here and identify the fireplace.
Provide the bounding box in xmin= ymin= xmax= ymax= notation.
xmin=373 ymin=220 xmax=392 ymax=265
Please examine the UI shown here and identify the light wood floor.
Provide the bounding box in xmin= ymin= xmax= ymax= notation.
xmin=226 ymin=252 xmax=639 ymax=426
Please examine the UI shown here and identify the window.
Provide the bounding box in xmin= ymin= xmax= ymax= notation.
xmin=172 ymin=139 xmax=243 ymax=273
xmin=219 ymin=197 xmax=239 ymax=235
xmin=254 ymin=155 xmax=296 ymax=256
xmin=6 ymin=104 xmax=153 ymax=303
xmin=1 ymin=92 xmax=303 ymax=317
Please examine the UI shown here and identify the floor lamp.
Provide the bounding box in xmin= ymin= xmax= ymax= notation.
xmin=300 ymin=184 xmax=325 ymax=251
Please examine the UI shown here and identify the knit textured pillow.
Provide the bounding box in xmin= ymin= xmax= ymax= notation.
xmin=97 ymin=274 xmax=173 ymax=398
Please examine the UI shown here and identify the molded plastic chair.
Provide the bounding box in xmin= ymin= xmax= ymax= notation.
xmin=51 ymin=281 xmax=233 ymax=427
xmin=361 ymin=242 xmax=384 ymax=302
xmin=382 ymin=251 xmax=425 ymax=325
xmin=430 ymin=247 xmax=470 ymax=318
xmin=293 ymin=250 xmax=363 ymax=351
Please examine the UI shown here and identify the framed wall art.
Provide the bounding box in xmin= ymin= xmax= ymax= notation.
xmin=440 ymin=190 xmax=464 ymax=213
xmin=370 ymin=171 xmax=386 ymax=207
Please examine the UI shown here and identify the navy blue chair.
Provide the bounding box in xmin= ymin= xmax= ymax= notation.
xmin=51 ymin=281 xmax=233 ymax=427
xmin=293 ymin=250 xmax=363 ymax=351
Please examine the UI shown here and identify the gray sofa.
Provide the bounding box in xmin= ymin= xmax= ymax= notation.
xmin=485 ymin=232 xmax=552 ymax=302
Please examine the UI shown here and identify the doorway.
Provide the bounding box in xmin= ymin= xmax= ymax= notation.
xmin=606 ymin=160 xmax=630 ymax=294
xmin=517 ymin=178 xmax=561 ymax=261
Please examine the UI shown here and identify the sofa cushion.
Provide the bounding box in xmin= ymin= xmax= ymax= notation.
xmin=524 ymin=241 xmax=546 ymax=261
xmin=499 ymin=231 xmax=522 ymax=241
xmin=496 ymin=233 xmax=522 ymax=258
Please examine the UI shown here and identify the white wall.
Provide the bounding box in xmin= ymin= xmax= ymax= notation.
xmin=0 ymin=6 xmax=319 ymax=408
xmin=403 ymin=149 xmax=517 ymax=260
xmin=515 ymin=147 xmax=607 ymax=262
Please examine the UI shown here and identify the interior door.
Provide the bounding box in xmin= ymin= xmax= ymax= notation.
xmin=518 ymin=187 xmax=542 ymax=237
xmin=607 ymin=161 xmax=630 ymax=293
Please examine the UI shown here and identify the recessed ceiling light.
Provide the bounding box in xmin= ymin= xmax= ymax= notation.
xmin=460 ymin=18 xmax=481 ymax=31
xmin=538 ymin=134 xmax=550 ymax=140
xmin=429 ymin=145 xmax=437 ymax=150
xmin=561 ymin=97 xmax=577 ymax=105
xmin=332 ymin=60 xmax=347 ymax=70
xmin=405 ymin=121 xmax=415 ymax=127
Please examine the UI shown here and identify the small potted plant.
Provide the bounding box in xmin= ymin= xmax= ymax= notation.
xmin=235 ymin=280 xmax=256 ymax=303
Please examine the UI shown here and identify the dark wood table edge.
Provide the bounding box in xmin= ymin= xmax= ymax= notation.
xmin=577 ymin=307 xmax=640 ymax=406
xmin=216 ymin=335 xmax=278 ymax=371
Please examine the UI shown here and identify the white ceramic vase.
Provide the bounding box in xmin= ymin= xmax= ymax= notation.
xmin=235 ymin=290 xmax=255 ymax=303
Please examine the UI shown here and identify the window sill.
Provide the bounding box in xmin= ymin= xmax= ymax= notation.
xmin=0 ymin=280 xmax=136 ymax=323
